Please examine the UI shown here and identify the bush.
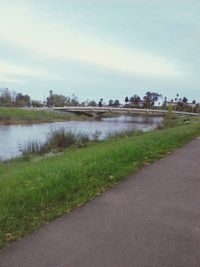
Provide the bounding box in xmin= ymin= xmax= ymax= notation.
xmin=163 ymin=105 xmax=176 ymax=128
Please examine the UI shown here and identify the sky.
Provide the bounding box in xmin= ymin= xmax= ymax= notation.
xmin=0 ymin=0 xmax=199 ymax=103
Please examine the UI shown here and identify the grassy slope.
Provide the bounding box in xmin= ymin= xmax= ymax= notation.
xmin=0 ymin=122 xmax=200 ymax=247
xmin=0 ymin=107 xmax=78 ymax=124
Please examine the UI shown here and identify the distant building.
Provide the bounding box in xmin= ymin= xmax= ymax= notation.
xmin=166 ymin=101 xmax=196 ymax=108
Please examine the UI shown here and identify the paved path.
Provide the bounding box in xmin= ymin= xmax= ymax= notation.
xmin=1 ymin=137 xmax=200 ymax=267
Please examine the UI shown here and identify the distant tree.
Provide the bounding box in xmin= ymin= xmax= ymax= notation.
xmin=98 ymin=101 xmax=102 ymax=107
xmin=130 ymin=95 xmax=141 ymax=107
xmin=11 ymin=90 xmax=17 ymax=105
xmin=46 ymin=93 xmax=63 ymax=107
xmin=192 ymin=100 xmax=196 ymax=105
xmin=31 ymin=100 xmax=43 ymax=107
xmin=143 ymin=91 xmax=161 ymax=108
xmin=53 ymin=94 xmax=67 ymax=107
xmin=88 ymin=100 xmax=97 ymax=107
xmin=47 ymin=90 xmax=54 ymax=107
xmin=46 ymin=92 xmax=79 ymax=107
xmin=176 ymin=98 xmax=183 ymax=111
xmin=108 ymin=100 xmax=114 ymax=107
xmin=182 ymin=97 xmax=188 ymax=104
xmin=125 ymin=96 xmax=129 ymax=104
xmin=175 ymin=93 xmax=179 ymax=102
xmin=0 ymin=88 xmax=32 ymax=107
xmin=162 ymin=96 xmax=167 ymax=109
xmin=0 ymin=88 xmax=12 ymax=106
xmin=98 ymin=98 xmax=103 ymax=107
xmin=71 ymin=94 xmax=79 ymax=106
xmin=15 ymin=93 xmax=31 ymax=107
xmin=174 ymin=96 xmax=189 ymax=111
xmin=113 ymin=99 xmax=120 ymax=107
xmin=194 ymin=103 xmax=200 ymax=113
xmin=64 ymin=96 xmax=72 ymax=106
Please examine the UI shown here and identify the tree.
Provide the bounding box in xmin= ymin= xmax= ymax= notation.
xmin=15 ymin=93 xmax=30 ymax=107
xmin=88 ymin=100 xmax=97 ymax=107
xmin=64 ymin=96 xmax=72 ymax=106
xmin=130 ymin=95 xmax=141 ymax=107
xmin=47 ymin=90 xmax=54 ymax=107
xmin=71 ymin=94 xmax=79 ymax=106
xmin=113 ymin=99 xmax=120 ymax=107
xmin=182 ymin=97 xmax=188 ymax=104
xmin=0 ymin=88 xmax=12 ymax=107
xmin=31 ymin=100 xmax=43 ymax=107
xmin=162 ymin=96 xmax=167 ymax=109
xmin=53 ymin=94 xmax=67 ymax=107
xmin=108 ymin=100 xmax=114 ymax=107
xmin=194 ymin=103 xmax=200 ymax=113
xmin=175 ymin=93 xmax=179 ymax=102
xmin=11 ymin=90 xmax=17 ymax=105
xmin=125 ymin=96 xmax=129 ymax=103
xmin=0 ymin=88 xmax=31 ymax=107
xmin=143 ymin=91 xmax=161 ymax=108
xmin=175 ymin=96 xmax=189 ymax=111
xmin=46 ymin=92 xmax=79 ymax=107
xmin=98 ymin=98 xmax=103 ymax=107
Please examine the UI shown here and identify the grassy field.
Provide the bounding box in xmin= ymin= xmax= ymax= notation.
xmin=0 ymin=121 xmax=200 ymax=248
xmin=0 ymin=107 xmax=80 ymax=124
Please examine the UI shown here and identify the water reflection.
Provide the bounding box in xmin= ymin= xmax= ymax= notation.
xmin=0 ymin=115 xmax=163 ymax=160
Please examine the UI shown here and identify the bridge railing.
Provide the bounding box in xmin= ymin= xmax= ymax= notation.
xmin=53 ymin=106 xmax=200 ymax=116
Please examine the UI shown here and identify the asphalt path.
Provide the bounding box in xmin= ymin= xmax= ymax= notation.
xmin=1 ymin=137 xmax=200 ymax=267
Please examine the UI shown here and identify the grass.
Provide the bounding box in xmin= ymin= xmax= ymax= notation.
xmin=0 ymin=121 xmax=200 ymax=248
xmin=0 ymin=107 xmax=81 ymax=124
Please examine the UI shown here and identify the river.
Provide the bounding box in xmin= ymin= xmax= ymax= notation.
xmin=0 ymin=115 xmax=163 ymax=160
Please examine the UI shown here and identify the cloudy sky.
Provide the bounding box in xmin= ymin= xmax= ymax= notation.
xmin=0 ymin=0 xmax=199 ymax=102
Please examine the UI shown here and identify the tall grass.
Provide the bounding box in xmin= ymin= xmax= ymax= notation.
xmin=20 ymin=129 xmax=99 ymax=156
xmin=20 ymin=128 xmax=142 ymax=156
xmin=0 ymin=122 xmax=200 ymax=247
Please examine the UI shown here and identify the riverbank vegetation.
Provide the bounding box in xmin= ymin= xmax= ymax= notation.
xmin=20 ymin=129 xmax=92 ymax=155
xmin=19 ymin=128 xmax=143 ymax=156
xmin=0 ymin=119 xmax=200 ymax=248
xmin=0 ymin=107 xmax=82 ymax=124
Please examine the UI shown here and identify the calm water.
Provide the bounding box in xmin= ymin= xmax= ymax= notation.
xmin=0 ymin=115 xmax=163 ymax=160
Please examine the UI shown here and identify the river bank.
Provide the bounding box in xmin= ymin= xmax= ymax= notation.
xmin=0 ymin=107 xmax=85 ymax=125
xmin=0 ymin=121 xmax=200 ymax=248
xmin=0 ymin=114 xmax=162 ymax=160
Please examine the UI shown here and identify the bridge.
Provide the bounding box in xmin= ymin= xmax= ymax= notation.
xmin=53 ymin=106 xmax=199 ymax=118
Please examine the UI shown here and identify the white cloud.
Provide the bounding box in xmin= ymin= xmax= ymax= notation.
xmin=0 ymin=60 xmax=60 ymax=80
xmin=0 ymin=1 xmax=181 ymax=78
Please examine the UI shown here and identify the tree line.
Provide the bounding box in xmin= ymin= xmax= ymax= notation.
xmin=0 ymin=88 xmax=199 ymax=113
xmin=0 ymin=88 xmax=31 ymax=107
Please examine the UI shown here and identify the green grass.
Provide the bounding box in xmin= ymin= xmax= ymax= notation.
xmin=0 ymin=122 xmax=200 ymax=247
xmin=0 ymin=107 xmax=79 ymax=124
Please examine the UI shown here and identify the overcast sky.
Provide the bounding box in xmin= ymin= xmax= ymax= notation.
xmin=0 ymin=0 xmax=199 ymax=102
